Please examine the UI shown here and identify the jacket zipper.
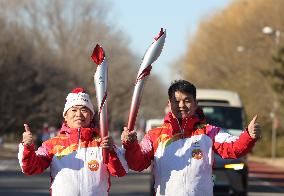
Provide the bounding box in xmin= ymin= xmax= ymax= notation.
xmin=77 ymin=128 xmax=81 ymax=196
xmin=176 ymin=117 xmax=188 ymax=138
xmin=77 ymin=128 xmax=81 ymax=146
xmin=175 ymin=117 xmax=188 ymax=192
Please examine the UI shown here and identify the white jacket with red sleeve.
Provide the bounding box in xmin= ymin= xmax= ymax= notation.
xmin=18 ymin=124 xmax=128 ymax=196
xmin=123 ymin=111 xmax=256 ymax=196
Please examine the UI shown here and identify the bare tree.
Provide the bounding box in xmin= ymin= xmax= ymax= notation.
xmin=175 ymin=0 xmax=284 ymax=129
xmin=173 ymin=0 xmax=284 ymax=156
xmin=0 ymin=15 xmax=69 ymax=137
xmin=0 ymin=0 xmax=166 ymax=138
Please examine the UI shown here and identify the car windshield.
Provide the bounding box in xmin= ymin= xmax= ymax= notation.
xmin=200 ymin=106 xmax=244 ymax=130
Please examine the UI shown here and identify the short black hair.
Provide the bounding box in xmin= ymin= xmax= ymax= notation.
xmin=168 ymin=80 xmax=196 ymax=100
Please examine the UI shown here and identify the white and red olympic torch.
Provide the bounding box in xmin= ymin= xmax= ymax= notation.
xmin=127 ymin=28 xmax=166 ymax=132
xmin=91 ymin=44 xmax=109 ymax=164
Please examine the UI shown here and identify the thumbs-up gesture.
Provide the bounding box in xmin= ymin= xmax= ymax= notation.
xmin=22 ymin=124 xmax=33 ymax=146
xmin=248 ymin=115 xmax=261 ymax=139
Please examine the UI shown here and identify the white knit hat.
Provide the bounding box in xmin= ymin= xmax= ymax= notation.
xmin=63 ymin=88 xmax=95 ymax=116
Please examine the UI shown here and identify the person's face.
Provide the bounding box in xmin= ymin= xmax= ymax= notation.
xmin=168 ymin=91 xmax=198 ymax=120
xmin=64 ymin=105 xmax=92 ymax=128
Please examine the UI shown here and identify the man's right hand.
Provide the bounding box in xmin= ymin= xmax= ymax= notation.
xmin=22 ymin=124 xmax=33 ymax=146
xmin=121 ymin=127 xmax=137 ymax=143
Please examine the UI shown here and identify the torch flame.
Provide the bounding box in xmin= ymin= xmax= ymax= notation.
xmin=91 ymin=44 xmax=105 ymax=66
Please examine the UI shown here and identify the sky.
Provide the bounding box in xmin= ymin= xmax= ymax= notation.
xmin=110 ymin=0 xmax=232 ymax=86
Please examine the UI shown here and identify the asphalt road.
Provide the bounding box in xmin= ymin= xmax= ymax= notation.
xmin=0 ymin=141 xmax=284 ymax=196
xmin=0 ymin=162 xmax=150 ymax=196
xmin=0 ymin=159 xmax=283 ymax=196
xmin=247 ymin=161 xmax=284 ymax=196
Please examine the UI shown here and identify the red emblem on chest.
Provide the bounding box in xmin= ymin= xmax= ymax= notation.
xmin=88 ymin=160 xmax=100 ymax=171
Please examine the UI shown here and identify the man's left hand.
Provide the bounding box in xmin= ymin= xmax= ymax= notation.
xmin=248 ymin=115 xmax=261 ymax=139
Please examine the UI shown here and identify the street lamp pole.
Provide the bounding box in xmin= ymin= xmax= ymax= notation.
xmin=270 ymin=109 xmax=277 ymax=160
xmin=262 ymin=26 xmax=281 ymax=160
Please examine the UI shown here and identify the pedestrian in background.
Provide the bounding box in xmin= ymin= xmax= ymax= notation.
xmin=18 ymin=87 xmax=128 ymax=196
xmin=40 ymin=122 xmax=50 ymax=142
xmin=121 ymin=80 xmax=261 ymax=196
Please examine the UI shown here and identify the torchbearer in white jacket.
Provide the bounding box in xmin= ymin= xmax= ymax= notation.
xmin=122 ymin=79 xmax=261 ymax=196
xmin=19 ymin=87 xmax=128 ymax=196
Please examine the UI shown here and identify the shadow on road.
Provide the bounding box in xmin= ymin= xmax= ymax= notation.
xmin=110 ymin=193 xmax=148 ymax=196
xmin=248 ymin=161 xmax=284 ymax=193
xmin=0 ymin=170 xmax=50 ymax=196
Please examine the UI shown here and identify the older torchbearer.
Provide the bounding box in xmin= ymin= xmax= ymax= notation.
xmin=91 ymin=44 xmax=109 ymax=163
xmin=127 ymin=28 xmax=166 ymax=132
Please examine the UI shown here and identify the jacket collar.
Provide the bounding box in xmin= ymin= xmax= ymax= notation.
xmin=164 ymin=107 xmax=205 ymax=135
xmin=59 ymin=122 xmax=99 ymax=142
